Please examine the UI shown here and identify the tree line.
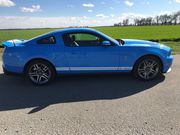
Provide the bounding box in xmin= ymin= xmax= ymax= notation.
xmin=114 ymin=10 xmax=180 ymax=26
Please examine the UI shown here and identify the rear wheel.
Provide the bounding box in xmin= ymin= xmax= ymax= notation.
xmin=25 ymin=60 xmax=56 ymax=85
xmin=133 ymin=56 xmax=162 ymax=80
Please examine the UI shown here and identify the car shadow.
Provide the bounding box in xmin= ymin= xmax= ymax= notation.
xmin=0 ymin=73 xmax=165 ymax=114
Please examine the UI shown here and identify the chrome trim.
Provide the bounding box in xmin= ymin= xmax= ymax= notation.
xmin=56 ymin=67 xmax=70 ymax=71
xmin=56 ymin=67 xmax=133 ymax=71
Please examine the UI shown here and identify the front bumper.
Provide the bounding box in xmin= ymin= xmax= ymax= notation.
xmin=166 ymin=68 xmax=172 ymax=73
xmin=163 ymin=55 xmax=173 ymax=73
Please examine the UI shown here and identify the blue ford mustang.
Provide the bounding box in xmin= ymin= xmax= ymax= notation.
xmin=2 ymin=28 xmax=173 ymax=85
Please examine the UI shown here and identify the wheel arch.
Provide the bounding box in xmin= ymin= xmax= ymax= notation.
xmin=133 ymin=54 xmax=164 ymax=73
xmin=23 ymin=58 xmax=57 ymax=74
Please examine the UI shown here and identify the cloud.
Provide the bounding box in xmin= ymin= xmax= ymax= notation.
xmin=0 ymin=16 xmax=118 ymax=29
xmin=117 ymin=12 xmax=150 ymax=24
xmin=21 ymin=5 xmax=41 ymax=13
xmin=88 ymin=10 xmax=93 ymax=12
xmin=124 ymin=0 xmax=134 ymax=7
xmin=110 ymin=14 xmax=115 ymax=17
xmin=119 ymin=13 xmax=147 ymax=20
xmin=2 ymin=10 xmax=179 ymax=29
xmin=117 ymin=10 xmax=175 ymax=24
xmin=83 ymin=16 xmax=88 ymax=19
xmin=0 ymin=0 xmax=15 ymax=7
xmin=96 ymin=14 xmax=109 ymax=18
xmin=82 ymin=3 xmax=94 ymax=7
xmin=110 ymin=7 xmax=114 ymax=10
xmin=158 ymin=11 xmax=172 ymax=15
xmin=175 ymin=0 xmax=180 ymax=3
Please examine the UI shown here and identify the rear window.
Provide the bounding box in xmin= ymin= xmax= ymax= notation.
xmin=37 ymin=36 xmax=56 ymax=44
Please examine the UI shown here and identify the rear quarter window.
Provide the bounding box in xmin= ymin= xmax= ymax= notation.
xmin=37 ymin=36 xmax=56 ymax=44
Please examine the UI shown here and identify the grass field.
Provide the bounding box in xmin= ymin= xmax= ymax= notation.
xmin=0 ymin=25 xmax=180 ymax=54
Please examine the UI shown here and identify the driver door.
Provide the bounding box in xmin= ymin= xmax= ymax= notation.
xmin=63 ymin=32 xmax=120 ymax=72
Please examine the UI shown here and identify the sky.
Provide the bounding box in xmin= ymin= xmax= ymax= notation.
xmin=0 ymin=0 xmax=180 ymax=29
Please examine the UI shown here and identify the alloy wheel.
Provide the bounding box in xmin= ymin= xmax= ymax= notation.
xmin=28 ymin=63 xmax=51 ymax=85
xmin=137 ymin=58 xmax=160 ymax=80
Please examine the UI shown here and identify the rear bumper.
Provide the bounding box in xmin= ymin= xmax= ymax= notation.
xmin=3 ymin=66 xmax=11 ymax=75
xmin=163 ymin=55 xmax=173 ymax=73
xmin=2 ymin=65 xmax=23 ymax=75
xmin=2 ymin=63 xmax=24 ymax=74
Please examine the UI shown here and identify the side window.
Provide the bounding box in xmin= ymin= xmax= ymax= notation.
xmin=37 ymin=36 xmax=56 ymax=44
xmin=71 ymin=33 xmax=97 ymax=41
xmin=63 ymin=33 xmax=108 ymax=47
xmin=71 ymin=33 xmax=100 ymax=47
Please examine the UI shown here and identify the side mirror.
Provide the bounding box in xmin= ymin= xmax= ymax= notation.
xmin=102 ymin=41 xmax=111 ymax=46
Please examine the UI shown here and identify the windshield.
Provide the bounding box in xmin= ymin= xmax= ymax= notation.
xmin=95 ymin=31 xmax=119 ymax=45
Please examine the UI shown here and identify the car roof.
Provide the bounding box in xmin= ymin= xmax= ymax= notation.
xmin=51 ymin=28 xmax=98 ymax=34
xmin=26 ymin=27 xmax=119 ymax=45
xmin=26 ymin=28 xmax=100 ymax=43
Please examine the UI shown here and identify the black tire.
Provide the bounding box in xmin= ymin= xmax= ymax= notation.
xmin=25 ymin=60 xmax=56 ymax=85
xmin=133 ymin=56 xmax=162 ymax=81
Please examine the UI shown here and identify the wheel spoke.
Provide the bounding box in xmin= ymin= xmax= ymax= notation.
xmin=42 ymin=66 xmax=48 ymax=72
xmin=29 ymin=72 xmax=38 ymax=77
xmin=33 ymin=64 xmax=40 ymax=70
xmin=31 ymin=75 xmax=39 ymax=83
xmin=143 ymin=61 xmax=148 ymax=67
xmin=150 ymin=61 xmax=157 ymax=68
xmin=138 ymin=69 xmax=145 ymax=73
xmin=150 ymin=69 xmax=157 ymax=74
xmin=37 ymin=75 xmax=42 ymax=83
xmin=41 ymin=74 xmax=49 ymax=80
xmin=144 ymin=72 xmax=150 ymax=79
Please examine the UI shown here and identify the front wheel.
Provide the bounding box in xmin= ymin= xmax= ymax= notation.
xmin=26 ymin=60 xmax=56 ymax=85
xmin=133 ymin=56 xmax=162 ymax=80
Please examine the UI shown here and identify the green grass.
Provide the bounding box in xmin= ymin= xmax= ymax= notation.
xmin=96 ymin=25 xmax=180 ymax=41
xmin=0 ymin=25 xmax=180 ymax=54
xmin=0 ymin=28 xmax=58 ymax=44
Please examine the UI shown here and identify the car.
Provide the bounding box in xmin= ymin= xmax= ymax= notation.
xmin=2 ymin=28 xmax=173 ymax=85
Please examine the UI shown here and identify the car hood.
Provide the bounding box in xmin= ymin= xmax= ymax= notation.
xmin=123 ymin=39 xmax=159 ymax=47
xmin=122 ymin=39 xmax=170 ymax=51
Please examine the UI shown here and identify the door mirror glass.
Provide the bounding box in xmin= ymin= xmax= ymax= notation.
xmin=102 ymin=41 xmax=111 ymax=46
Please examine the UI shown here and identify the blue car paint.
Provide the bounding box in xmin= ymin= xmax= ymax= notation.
xmin=2 ymin=28 xmax=173 ymax=74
